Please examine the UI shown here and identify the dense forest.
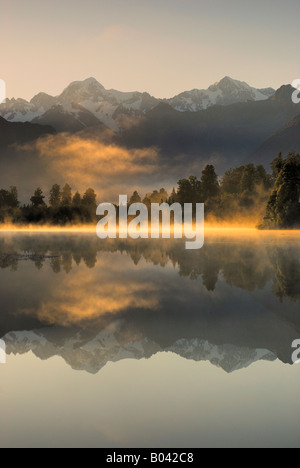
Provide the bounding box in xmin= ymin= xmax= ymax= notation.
xmin=0 ymin=152 xmax=299 ymax=228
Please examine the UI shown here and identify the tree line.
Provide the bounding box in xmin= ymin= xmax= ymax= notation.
xmin=129 ymin=152 xmax=300 ymax=228
xmin=0 ymin=152 xmax=299 ymax=228
xmin=0 ymin=184 xmax=98 ymax=225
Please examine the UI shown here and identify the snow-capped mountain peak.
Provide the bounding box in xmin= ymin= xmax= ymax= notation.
xmin=208 ymin=76 xmax=271 ymax=101
xmin=60 ymin=77 xmax=106 ymax=102
xmin=30 ymin=92 xmax=56 ymax=109
xmin=167 ymin=76 xmax=275 ymax=112
xmin=209 ymin=75 xmax=243 ymax=89
xmin=3 ymin=326 xmax=277 ymax=375
xmin=0 ymin=76 xmax=276 ymax=131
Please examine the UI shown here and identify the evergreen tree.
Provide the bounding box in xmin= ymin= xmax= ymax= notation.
xmin=82 ymin=188 xmax=97 ymax=207
xmin=177 ymin=176 xmax=201 ymax=205
xmin=61 ymin=184 xmax=72 ymax=206
xmin=146 ymin=188 xmax=168 ymax=204
xmin=72 ymin=191 xmax=82 ymax=207
xmin=254 ymin=165 xmax=273 ymax=190
xmin=0 ymin=187 xmax=19 ymax=209
xmin=82 ymin=188 xmax=97 ymax=221
xmin=9 ymin=186 xmax=19 ymax=208
xmin=240 ymin=164 xmax=256 ymax=193
xmin=201 ymin=165 xmax=219 ymax=201
xmin=222 ymin=166 xmax=246 ymax=195
xmin=30 ymin=188 xmax=46 ymax=207
xmin=0 ymin=186 xmax=20 ymax=222
xmin=222 ymin=164 xmax=272 ymax=196
xmin=168 ymin=188 xmax=177 ymax=204
xmin=49 ymin=184 xmax=61 ymax=207
xmin=271 ymin=152 xmax=284 ymax=180
xmin=263 ymin=154 xmax=300 ymax=228
xmin=129 ymin=191 xmax=142 ymax=205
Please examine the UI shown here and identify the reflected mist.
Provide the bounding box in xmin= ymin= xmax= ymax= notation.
xmin=0 ymin=232 xmax=300 ymax=374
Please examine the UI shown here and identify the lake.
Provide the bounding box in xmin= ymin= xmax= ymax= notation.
xmin=0 ymin=230 xmax=299 ymax=448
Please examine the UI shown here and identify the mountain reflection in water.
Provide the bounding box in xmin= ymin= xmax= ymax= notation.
xmin=0 ymin=232 xmax=299 ymax=374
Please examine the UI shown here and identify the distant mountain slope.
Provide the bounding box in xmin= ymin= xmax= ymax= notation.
xmin=116 ymin=85 xmax=299 ymax=170
xmin=31 ymin=104 xmax=106 ymax=133
xmin=0 ymin=116 xmax=54 ymax=147
xmin=0 ymin=76 xmax=275 ymax=132
xmin=250 ymin=114 xmax=300 ymax=166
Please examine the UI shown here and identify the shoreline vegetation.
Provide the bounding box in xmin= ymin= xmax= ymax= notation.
xmin=0 ymin=152 xmax=299 ymax=231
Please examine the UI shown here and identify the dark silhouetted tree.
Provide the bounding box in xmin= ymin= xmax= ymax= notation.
xmin=72 ymin=191 xmax=82 ymax=207
xmin=129 ymin=191 xmax=142 ymax=204
xmin=61 ymin=184 xmax=72 ymax=206
xmin=82 ymin=188 xmax=97 ymax=221
xmin=201 ymin=165 xmax=219 ymax=201
xmin=30 ymin=188 xmax=46 ymax=207
xmin=49 ymin=184 xmax=61 ymax=208
xmin=146 ymin=188 xmax=168 ymax=204
xmin=0 ymin=186 xmax=20 ymax=222
xmin=0 ymin=187 xmax=19 ymax=209
xmin=271 ymin=152 xmax=284 ymax=180
xmin=240 ymin=164 xmax=257 ymax=193
xmin=168 ymin=188 xmax=177 ymax=204
xmin=263 ymin=153 xmax=300 ymax=228
xmin=177 ymin=176 xmax=201 ymax=205
xmin=9 ymin=186 xmax=19 ymax=208
xmin=221 ymin=167 xmax=245 ymax=195
xmin=82 ymin=188 xmax=97 ymax=207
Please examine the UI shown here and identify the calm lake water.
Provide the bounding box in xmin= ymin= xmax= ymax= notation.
xmin=0 ymin=231 xmax=299 ymax=448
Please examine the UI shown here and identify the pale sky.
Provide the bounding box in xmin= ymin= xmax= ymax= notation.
xmin=0 ymin=0 xmax=299 ymax=100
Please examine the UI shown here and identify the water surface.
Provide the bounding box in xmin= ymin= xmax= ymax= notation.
xmin=0 ymin=232 xmax=299 ymax=448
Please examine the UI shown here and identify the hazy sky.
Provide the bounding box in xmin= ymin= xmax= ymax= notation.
xmin=0 ymin=0 xmax=299 ymax=100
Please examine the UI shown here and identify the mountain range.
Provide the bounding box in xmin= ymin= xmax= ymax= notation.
xmin=165 ymin=77 xmax=274 ymax=112
xmin=116 ymin=85 xmax=300 ymax=170
xmin=0 ymin=76 xmax=276 ymax=132
xmin=3 ymin=326 xmax=276 ymax=375
xmin=0 ymin=76 xmax=299 ymax=176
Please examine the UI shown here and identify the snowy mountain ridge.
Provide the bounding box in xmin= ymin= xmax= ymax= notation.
xmin=166 ymin=76 xmax=275 ymax=112
xmin=3 ymin=325 xmax=277 ymax=374
xmin=0 ymin=77 xmax=275 ymax=131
